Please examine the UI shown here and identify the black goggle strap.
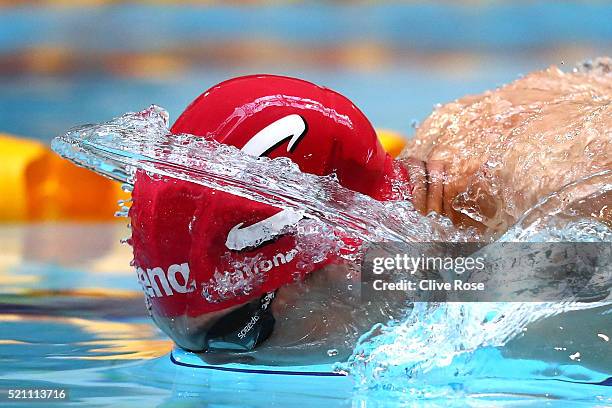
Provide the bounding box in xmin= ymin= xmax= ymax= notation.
xmin=205 ymin=291 xmax=276 ymax=352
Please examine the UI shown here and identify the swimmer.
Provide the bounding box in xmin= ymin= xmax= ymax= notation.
xmin=129 ymin=62 xmax=611 ymax=364
xmin=131 ymin=75 xmax=408 ymax=364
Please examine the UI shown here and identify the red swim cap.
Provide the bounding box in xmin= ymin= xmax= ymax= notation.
xmin=130 ymin=75 xmax=409 ymax=319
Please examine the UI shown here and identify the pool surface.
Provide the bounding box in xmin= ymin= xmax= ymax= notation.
xmin=2 ymin=2 xmax=612 ymax=143
xmin=1 ymin=2 xmax=612 ymax=406
xmin=0 ymin=223 xmax=610 ymax=407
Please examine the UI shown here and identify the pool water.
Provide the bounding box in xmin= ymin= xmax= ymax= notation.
xmin=1 ymin=224 xmax=610 ymax=407
xmin=20 ymin=100 xmax=612 ymax=406
xmin=0 ymin=223 xmax=353 ymax=406
xmin=1 ymin=3 xmax=612 ymax=405
xmin=2 ymin=3 xmax=612 ymax=143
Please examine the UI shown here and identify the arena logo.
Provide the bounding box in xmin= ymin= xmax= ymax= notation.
xmin=136 ymin=263 xmax=195 ymax=298
xmin=220 ymin=248 xmax=298 ymax=282
xmin=234 ymin=248 xmax=299 ymax=276
xmin=202 ymin=249 xmax=299 ymax=302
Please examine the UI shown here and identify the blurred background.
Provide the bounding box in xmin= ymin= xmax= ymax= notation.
xmin=0 ymin=3 xmax=611 ymax=258
xmin=2 ymin=1 xmax=612 ymax=141
xmin=0 ymin=3 xmax=611 ymax=401
xmin=1 ymin=0 xmax=611 ymax=222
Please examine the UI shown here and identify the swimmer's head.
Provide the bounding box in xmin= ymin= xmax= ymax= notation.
xmin=129 ymin=75 xmax=410 ymax=351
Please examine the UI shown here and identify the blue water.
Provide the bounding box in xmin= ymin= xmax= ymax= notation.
xmin=1 ymin=2 xmax=612 ymax=406
xmin=0 ymin=224 xmax=349 ymax=407
xmin=7 ymin=135 xmax=612 ymax=406
xmin=1 ymin=2 xmax=611 ymax=141
xmin=2 ymin=3 xmax=612 ymax=52
xmin=1 ymin=224 xmax=609 ymax=408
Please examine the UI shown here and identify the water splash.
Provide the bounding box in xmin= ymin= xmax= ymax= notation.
xmin=51 ymin=105 xmax=471 ymax=246
xmin=51 ymin=105 xmax=610 ymax=394
xmin=337 ymin=178 xmax=611 ymax=392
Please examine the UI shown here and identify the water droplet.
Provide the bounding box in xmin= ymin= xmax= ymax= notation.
xmin=121 ymin=183 xmax=133 ymax=192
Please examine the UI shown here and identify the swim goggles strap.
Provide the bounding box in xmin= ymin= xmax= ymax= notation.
xmin=204 ymin=291 xmax=276 ymax=352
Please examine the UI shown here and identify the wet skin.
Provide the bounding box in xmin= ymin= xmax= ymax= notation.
xmin=182 ymin=61 xmax=612 ymax=363
xmin=400 ymin=61 xmax=611 ymax=235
